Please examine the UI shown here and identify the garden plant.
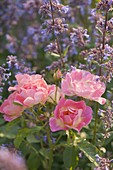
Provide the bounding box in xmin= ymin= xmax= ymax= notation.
xmin=0 ymin=0 xmax=113 ymax=170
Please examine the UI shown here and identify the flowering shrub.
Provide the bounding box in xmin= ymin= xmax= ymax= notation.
xmin=0 ymin=0 xmax=113 ymax=170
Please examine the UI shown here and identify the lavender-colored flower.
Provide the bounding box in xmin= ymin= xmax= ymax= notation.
xmin=96 ymin=0 xmax=113 ymax=11
xmin=70 ymin=27 xmax=89 ymax=47
xmin=42 ymin=18 xmax=68 ymax=35
xmin=95 ymin=154 xmax=113 ymax=170
xmin=45 ymin=41 xmax=58 ymax=54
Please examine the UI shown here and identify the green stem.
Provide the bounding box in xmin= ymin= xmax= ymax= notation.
xmin=93 ymin=102 xmax=99 ymax=143
xmin=55 ymin=85 xmax=58 ymax=102
xmin=70 ymin=167 xmax=73 ymax=170
xmin=46 ymin=125 xmax=53 ymax=170
xmin=55 ymin=132 xmax=63 ymax=145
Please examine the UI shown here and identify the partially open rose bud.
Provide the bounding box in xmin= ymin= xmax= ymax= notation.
xmin=53 ymin=69 xmax=62 ymax=81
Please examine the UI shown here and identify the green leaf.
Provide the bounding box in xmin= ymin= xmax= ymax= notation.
xmin=27 ymin=152 xmax=41 ymax=170
xmin=77 ymin=140 xmax=99 ymax=166
xmin=27 ymin=134 xmax=39 ymax=143
xmin=0 ymin=125 xmax=19 ymax=139
xmin=51 ymin=52 xmax=60 ymax=57
xmin=0 ymin=118 xmax=20 ymax=139
xmin=0 ymin=117 xmax=5 ymax=125
xmin=14 ymin=126 xmax=42 ymax=148
xmin=39 ymin=148 xmax=50 ymax=159
xmin=13 ymin=101 xmax=23 ymax=106
xmin=5 ymin=118 xmax=20 ymax=130
xmin=63 ymin=45 xmax=69 ymax=56
xmin=63 ymin=145 xmax=78 ymax=169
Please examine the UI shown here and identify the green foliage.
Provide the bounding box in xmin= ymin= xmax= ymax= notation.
xmin=78 ymin=140 xmax=99 ymax=167
xmin=63 ymin=145 xmax=79 ymax=169
xmin=14 ymin=126 xmax=42 ymax=148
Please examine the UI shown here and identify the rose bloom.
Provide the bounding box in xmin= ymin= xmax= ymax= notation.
xmin=0 ymin=92 xmax=26 ymax=121
xmin=49 ymin=98 xmax=93 ymax=132
xmin=61 ymin=69 xmax=106 ymax=105
xmin=8 ymin=74 xmax=54 ymax=107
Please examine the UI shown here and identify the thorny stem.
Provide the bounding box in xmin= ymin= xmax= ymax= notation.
xmin=49 ymin=0 xmax=64 ymax=67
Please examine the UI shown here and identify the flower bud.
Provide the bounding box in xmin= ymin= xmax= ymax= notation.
xmin=53 ymin=69 xmax=62 ymax=81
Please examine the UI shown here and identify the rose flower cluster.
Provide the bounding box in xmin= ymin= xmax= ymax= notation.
xmin=0 ymin=68 xmax=106 ymax=132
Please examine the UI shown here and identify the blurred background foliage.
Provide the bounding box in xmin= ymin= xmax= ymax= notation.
xmin=0 ymin=0 xmax=98 ymax=71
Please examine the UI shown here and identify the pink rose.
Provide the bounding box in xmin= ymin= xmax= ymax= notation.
xmin=49 ymin=98 xmax=93 ymax=132
xmin=8 ymin=74 xmax=53 ymax=107
xmin=0 ymin=92 xmax=26 ymax=121
xmin=61 ymin=69 xmax=106 ymax=105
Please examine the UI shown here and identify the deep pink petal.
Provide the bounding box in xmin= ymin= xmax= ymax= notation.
xmin=65 ymin=99 xmax=86 ymax=110
xmin=54 ymin=98 xmax=66 ymax=118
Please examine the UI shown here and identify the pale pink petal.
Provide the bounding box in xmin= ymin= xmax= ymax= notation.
xmin=91 ymin=97 xmax=106 ymax=105
xmin=34 ymin=92 xmax=45 ymax=104
xmin=49 ymin=117 xmax=67 ymax=132
xmin=23 ymin=97 xmax=34 ymax=106
xmin=61 ymin=68 xmax=106 ymax=105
